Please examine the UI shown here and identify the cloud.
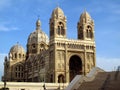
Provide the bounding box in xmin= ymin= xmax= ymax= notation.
xmin=0 ymin=21 xmax=19 ymax=32
xmin=0 ymin=25 xmax=18 ymax=32
xmin=96 ymin=56 xmax=120 ymax=71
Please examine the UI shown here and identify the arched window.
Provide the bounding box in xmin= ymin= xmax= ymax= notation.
xmin=23 ymin=54 xmax=24 ymax=58
xmin=86 ymin=29 xmax=89 ymax=38
xmin=50 ymin=23 xmax=54 ymax=36
xmin=58 ymin=26 xmax=60 ymax=35
xmin=57 ymin=22 xmax=64 ymax=36
xmin=15 ymin=53 xmax=17 ymax=58
xmin=61 ymin=26 xmax=64 ymax=35
xmin=78 ymin=26 xmax=83 ymax=39
xmin=19 ymin=54 xmax=21 ymax=58
xmin=86 ymin=25 xmax=93 ymax=39
xmin=89 ymin=30 xmax=93 ymax=38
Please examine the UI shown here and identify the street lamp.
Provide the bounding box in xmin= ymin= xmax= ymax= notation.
xmin=4 ymin=80 xmax=6 ymax=90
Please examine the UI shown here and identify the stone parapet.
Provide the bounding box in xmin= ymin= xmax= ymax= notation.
xmin=0 ymin=82 xmax=68 ymax=90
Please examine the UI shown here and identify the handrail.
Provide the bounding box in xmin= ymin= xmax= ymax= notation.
xmin=100 ymin=74 xmax=111 ymax=90
xmin=114 ymin=66 xmax=120 ymax=80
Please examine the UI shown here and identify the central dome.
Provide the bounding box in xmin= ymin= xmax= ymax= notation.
xmin=28 ymin=30 xmax=49 ymax=44
xmin=27 ymin=19 xmax=49 ymax=45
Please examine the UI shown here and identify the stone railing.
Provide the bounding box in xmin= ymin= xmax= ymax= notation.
xmin=114 ymin=65 xmax=120 ymax=80
xmin=100 ymin=74 xmax=111 ymax=90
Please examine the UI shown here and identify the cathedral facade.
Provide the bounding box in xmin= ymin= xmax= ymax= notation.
xmin=2 ymin=7 xmax=96 ymax=83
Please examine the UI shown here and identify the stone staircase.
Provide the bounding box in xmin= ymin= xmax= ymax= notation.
xmin=78 ymin=71 xmax=120 ymax=90
xmin=104 ymin=71 xmax=120 ymax=90
xmin=65 ymin=67 xmax=120 ymax=90
xmin=65 ymin=67 xmax=105 ymax=90
xmin=79 ymin=72 xmax=108 ymax=90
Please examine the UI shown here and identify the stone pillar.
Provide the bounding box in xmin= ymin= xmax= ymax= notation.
xmin=84 ymin=45 xmax=87 ymax=75
xmin=65 ymin=42 xmax=69 ymax=83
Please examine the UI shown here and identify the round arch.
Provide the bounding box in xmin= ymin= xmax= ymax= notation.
xmin=69 ymin=55 xmax=82 ymax=81
xmin=58 ymin=74 xmax=64 ymax=83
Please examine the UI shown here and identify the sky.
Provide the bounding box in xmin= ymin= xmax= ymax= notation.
xmin=0 ymin=0 xmax=120 ymax=81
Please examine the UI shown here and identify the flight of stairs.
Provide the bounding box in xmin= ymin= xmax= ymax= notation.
xmin=78 ymin=71 xmax=120 ymax=90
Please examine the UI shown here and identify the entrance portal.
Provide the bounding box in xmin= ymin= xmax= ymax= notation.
xmin=69 ymin=55 xmax=82 ymax=81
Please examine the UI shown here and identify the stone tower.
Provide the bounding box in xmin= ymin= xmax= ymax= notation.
xmin=77 ymin=10 xmax=94 ymax=40
xmin=49 ymin=7 xmax=67 ymax=40
xmin=49 ymin=7 xmax=67 ymax=83
xmin=77 ymin=10 xmax=96 ymax=74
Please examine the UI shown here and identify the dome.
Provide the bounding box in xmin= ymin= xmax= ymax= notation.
xmin=80 ymin=11 xmax=91 ymax=21
xmin=27 ymin=19 xmax=49 ymax=44
xmin=28 ymin=30 xmax=49 ymax=44
xmin=10 ymin=43 xmax=25 ymax=54
xmin=52 ymin=7 xmax=64 ymax=18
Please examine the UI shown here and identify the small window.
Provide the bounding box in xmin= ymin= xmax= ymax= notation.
xmin=23 ymin=54 xmax=24 ymax=57
xmin=32 ymin=44 xmax=36 ymax=49
xmin=15 ymin=53 xmax=17 ymax=58
xmin=19 ymin=54 xmax=21 ymax=58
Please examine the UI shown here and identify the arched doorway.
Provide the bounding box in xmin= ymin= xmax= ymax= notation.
xmin=69 ymin=55 xmax=82 ymax=81
xmin=58 ymin=74 xmax=64 ymax=83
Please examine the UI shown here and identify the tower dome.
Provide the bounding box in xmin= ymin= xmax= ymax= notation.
xmin=80 ymin=11 xmax=91 ymax=19
xmin=9 ymin=43 xmax=26 ymax=60
xmin=51 ymin=7 xmax=64 ymax=18
xmin=10 ymin=43 xmax=25 ymax=54
xmin=27 ymin=19 xmax=49 ymax=45
xmin=80 ymin=10 xmax=91 ymax=22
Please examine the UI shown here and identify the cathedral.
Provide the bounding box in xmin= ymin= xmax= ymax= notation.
xmin=2 ymin=7 xmax=96 ymax=83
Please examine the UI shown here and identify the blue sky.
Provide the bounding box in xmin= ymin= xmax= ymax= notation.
xmin=0 ymin=0 xmax=120 ymax=81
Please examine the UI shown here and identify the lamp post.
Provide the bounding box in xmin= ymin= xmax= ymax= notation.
xmin=4 ymin=80 xmax=6 ymax=90
xmin=43 ymin=75 xmax=46 ymax=90
xmin=3 ymin=57 xmax=7 ymax=90
xmin=4 ymin=65 xmax=7 ymax=90
xmin=4 ymin=72 xmax=6 ymax=90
